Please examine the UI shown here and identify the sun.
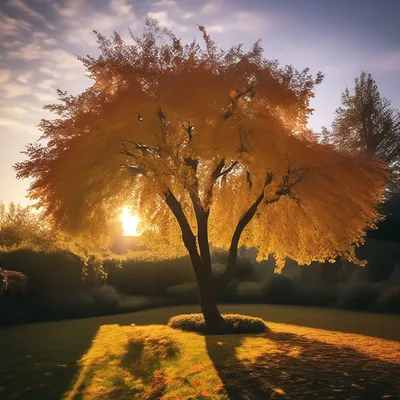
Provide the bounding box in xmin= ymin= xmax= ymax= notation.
xmin=120 ymin=207 xmax=142 ymax=236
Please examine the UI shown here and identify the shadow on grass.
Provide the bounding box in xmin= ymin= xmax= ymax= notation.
xmin=205 ymin=331 xmax=400 ymax=400
xmin=0 ymin=322 xmax=100 ymax=400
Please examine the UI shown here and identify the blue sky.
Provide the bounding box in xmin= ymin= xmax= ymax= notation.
xmin=1 ymin=0 xmax=400 ymax=206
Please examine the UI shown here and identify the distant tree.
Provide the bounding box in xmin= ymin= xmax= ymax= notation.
xmin=322 ymin=71 xmax=400 ymax=194
xmin=0 ymin=202 xmax=54 ymax=249
xmin=15 ymin=21 xmax=386 ymax=332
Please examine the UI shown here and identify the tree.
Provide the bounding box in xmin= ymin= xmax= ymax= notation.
xmin=0 ymin=202 xmax=54 ymax=249
xmin=322 ymin=71 xmax=400 ymax=194
xmin=15 ymin=21 xmax=386 ymax=332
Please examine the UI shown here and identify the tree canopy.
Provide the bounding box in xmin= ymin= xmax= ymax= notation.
xmin=322 ymin=71 xmax=400 ymax=194
xmin=15 ymin=20 xmax=386 ymax=270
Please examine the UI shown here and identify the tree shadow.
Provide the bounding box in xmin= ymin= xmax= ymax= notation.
xmin=0 ymin=308 xmax=175 ymax=400
xmin=205 ymin=330 xmax=400 ymax=399
xmin=0 ymin=320 xmax=101 ymax=400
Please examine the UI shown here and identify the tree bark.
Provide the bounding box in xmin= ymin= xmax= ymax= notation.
xmin=196 ymin=269 xmax=226 ymax=334
xmin=164 ymin=185 xmax=225 ymax=333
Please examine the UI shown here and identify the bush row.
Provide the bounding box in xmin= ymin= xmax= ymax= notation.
xmin=163 ymin=274 xmax=400 ymax=313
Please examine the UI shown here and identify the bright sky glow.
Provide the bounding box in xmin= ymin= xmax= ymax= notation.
xmin=120 ymin=206 xmax=142 ymax=236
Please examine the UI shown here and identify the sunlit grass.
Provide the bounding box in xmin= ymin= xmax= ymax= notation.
xmin=64 ymin=321 xmax=400 ymax=399
xmin=1 ymin=305 xmax=400 ymax=399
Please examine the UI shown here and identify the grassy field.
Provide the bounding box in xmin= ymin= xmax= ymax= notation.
xmin=1 ymin=304 xmax=400 ymax=399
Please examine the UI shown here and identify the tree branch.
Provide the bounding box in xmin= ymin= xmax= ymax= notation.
xmin=216 ymin=172 xmax=274 ymax=287
xmin=217 ymin=167 xmax=305 ymax=287
xmin=214 ymin=161 xmax=238 ymax=179
xmin=163 ymin=186 xmax=201 ymax=265
xmin=223 ymin=86 xmax=255 ymax=120
xmin=184 ymin=156 xmax=212 ymax=270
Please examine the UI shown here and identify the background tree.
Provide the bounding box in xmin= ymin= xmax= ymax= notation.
xmin=0 ymin=202 xmax=54 ymax=249
xmin=15 ymin=20 xmax=386 ymax=332
xmin=321 ymin=71 xmax=400 ymax=194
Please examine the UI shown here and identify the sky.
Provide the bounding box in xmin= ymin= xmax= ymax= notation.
xmin=1 ymin=0 xmax=400 ymax=206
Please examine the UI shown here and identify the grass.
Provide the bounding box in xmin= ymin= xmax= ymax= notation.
xmin=1 ymin=304 xmax=400 ymax=399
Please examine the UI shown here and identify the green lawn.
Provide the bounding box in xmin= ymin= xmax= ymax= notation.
xmin=1 ymin=305 xmax=400 ymax=399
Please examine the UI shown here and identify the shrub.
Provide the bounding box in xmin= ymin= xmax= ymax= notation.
xmin=105 ymin=256 xmax=195 ymax=295
xmin=0 ymin=269 xmax=8 ymax=296
xmin=211 ymin=262 xmax=225 ymax=277
xmin=168 ymin=313 xmax=269 ymax=334
xmin=337 ymin=283 xmax=382 ymax=310
xmin=220 ymin=279 xmax=240 ymax=303
xmin=212 ymin=252 xmax=258 ymax=281
xmin=165 ymin=282 xmax=199 ymax=303
xmin=373 ymin=285 xmax=400 ymax=313
xmin=235 ymin=281 xmax=264 ymax=302
xmin=298 ymin=284 xmax=338 ymax=306
xmin=0 ymin=249 xmax=87 ymax=296
xmin=262 ymin=274 xmax=299 ymax=304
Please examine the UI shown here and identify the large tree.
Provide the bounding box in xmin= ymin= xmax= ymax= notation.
xmin=15 ymin=21 xmax=386 ymax=332
xmin=322 ymin=71 xmax=400 ymax=194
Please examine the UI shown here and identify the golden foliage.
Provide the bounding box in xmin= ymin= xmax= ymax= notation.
xmin=15 ymin=20 xmax=386 ymax=268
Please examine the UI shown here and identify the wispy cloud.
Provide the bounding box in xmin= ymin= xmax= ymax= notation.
xmin=182 ymin=11 xmax=194 ymax=19
xmin=56 ymin=0 xmax=138 ymax=46
xmin=204 ymin=11 xmax=269 ymax=34
xmin=16 ymin=71 xmax=34 ymax=84
xmin=8 ymin=42 xmax=42 ymax=60
xmin=8 ymin=0 xmax=55 ymax=30
xmin=153 ymin=0 xmax=177 ymax=7
xmin=0 ymin=70 xmax=11 ymax=84
xmin=0 ymin=117 xmax=38 ymax=134
xmin=201 ymin=2 xmax=221 ymax=14
xmin=147 ymin=10 xmax=186 ymax=30
xmin=0 ymin=11 xmax=32 ymax=36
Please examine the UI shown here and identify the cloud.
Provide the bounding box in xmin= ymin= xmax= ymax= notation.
xmin=147 ymin=11 xmax=176 ymax=28
xmin=375 ymin=51 xmax=400 ymax=72
xmin=109 ymin=0 xmax=134 ymax=16
xmin=0 ymin=117 xmax=38 ymax=134
xmin=56 ymin=0 xmax=138 ymax=46
xmin=16 ymin=71 xmax=34 ymax=84
xmin=39 ymin=66 xmax=61 ymax=78
xmin=0 ymin=106 xmax=28 ymax=115
xmin=36 ymin=79 xmax=55 ymax=91
xmin=0 ymin=70 xmax=11 ymax=84
xmin=206 ymin=25 xmax=224 ymax=33
xmin=0 ymin=11 xmax=32 ymax=36
xmin=201 ymin=2 xmax=221 ymax=14
xmin=43 ymin=38 xmax=57 ymax=45
xmin=147 ymin=10 xmax=187 ymax=31
xmin=8 ymin=0 xmax=55 ymax=30
xmin=182 ymin=11 xmax=194 ymax=19
xmin=2 ymin=39 xmax=24 ymax=48
xmin=1 ymin=80 xmax=57 ymax=103
xmin=8 ymin=43 xmax=42 ymax=60
xmin=1 ymin=82 xmax=33 ymax=99
xmin=204 ymin=11 xmax=270 ymax=34
xmin=153 ymin=0 xmax=177 ymax=7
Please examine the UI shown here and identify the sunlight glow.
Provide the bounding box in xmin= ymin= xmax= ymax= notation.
xmin=120 ymin=207 xmax=142 ymax=236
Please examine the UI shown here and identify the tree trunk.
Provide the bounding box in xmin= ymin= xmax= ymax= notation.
xmin=197 ymin=274 xmax=226 ymax=334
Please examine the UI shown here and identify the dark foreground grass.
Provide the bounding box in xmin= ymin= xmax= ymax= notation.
xmin=168 ymin=313 xmax=269 ymax=334
xmin=1 ymin=305 xmax=400 ymax=399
